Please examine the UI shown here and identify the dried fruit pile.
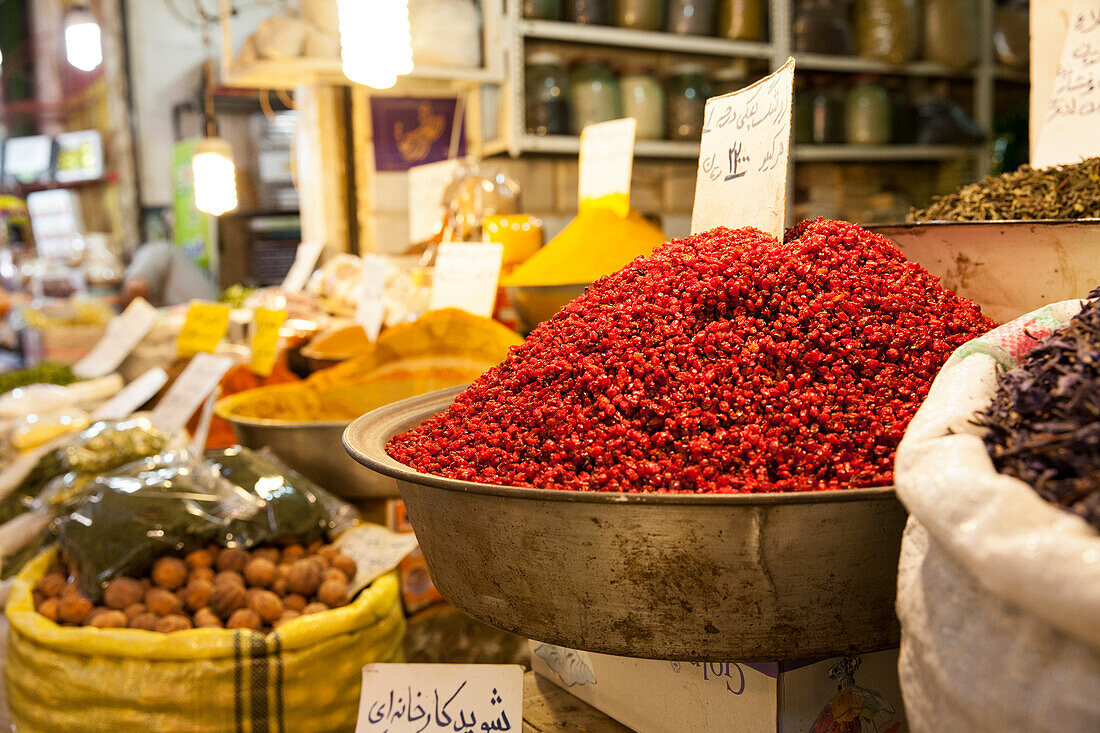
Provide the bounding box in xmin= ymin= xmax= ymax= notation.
xmin=389 ymin=219 xmax=995 ymax=493
xmin=34 ymin=542 xmax=358 ymax=633
xmin=979 ymin=290 xmax=1100 ymax=529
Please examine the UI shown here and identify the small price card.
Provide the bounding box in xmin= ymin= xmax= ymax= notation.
xmin=691 ymin=58 xmax=795 ymax=239
xmin=176 ymin=301 xmax=231 ymax=358
xmin=578 ymin=117 xmax=637 ymax=217
xmin=408 ymin=160 xmax=461 ymax=244
xmin=357 ymin=664 xmax=522 ymax=733
xmin=150 ymin=353 xmax=234 ymax=435
xmin=249 ymin=308 xmax=287 ymax=376
xmin=428 ymin=242 xmax=504 ymax=318
xmin=355 ymin=254 xmax=388 ymax=341
xmin=72 ymin=297 xmax=158 ymax=379
xmin=281 ymin=240 xmax=324 ymax=294
xmin=1032 ymin=1 xmax=1100 ymax=168
xmin=92 ymin=367 xmax=169 ymax=421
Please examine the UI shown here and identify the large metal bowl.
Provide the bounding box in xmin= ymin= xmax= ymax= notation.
xmin=344 ymin=386 xmax=907 ymax=662
xmin=216 ymin=393 xmax=398 ymax=500
xmin=505 ymin=283 xmax=589 ymax=334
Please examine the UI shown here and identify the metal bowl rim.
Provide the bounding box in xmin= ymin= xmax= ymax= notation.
xmin=343 ymin=387 xmax=896 ymax=506
xmin=214 ymin=395 xmax=351 ymax=429
xmin=872 ymin=218 xmax=1100 ymax=229
xmin=504 ymin=282 xmax=593 ymax=292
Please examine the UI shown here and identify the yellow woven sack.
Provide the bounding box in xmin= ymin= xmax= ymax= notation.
xmin=5 ymin=542 xmax=405 ymax=733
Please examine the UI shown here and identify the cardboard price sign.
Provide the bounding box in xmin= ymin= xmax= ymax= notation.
xmin=355 ymin=254 xmax=388 ymax=341
xmin=249 ymin=308 xmax=287 ymax=376
xmin=72 ymin=297 xmax=158 ymax=379
xmin=150 ymin=353 xmax=234 ymax=434
xmin=428 ymin=242 xmax=504 ymax=318
xmin=176 ymin=301 xmax=231 ymax=357
xmin=578 ymin=117 xmax=637 ymax=216
xmin=691 ymin=58 xmax=795 ymax=240
xmin=281 ymin=240 xmax=324 ymax=294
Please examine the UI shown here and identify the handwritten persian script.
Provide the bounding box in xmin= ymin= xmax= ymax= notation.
xmin=691 ymin=58 xmax=795 ymax=240
xmin=357 ymin=664 xmax=522 ymax=733
xmin=1033 ymin=1 xmax=1100 ymax=167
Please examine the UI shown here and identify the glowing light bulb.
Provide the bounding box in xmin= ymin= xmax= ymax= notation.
xmin=65 ymin=6 xmax=102 ymax=72
xmin=338 ymin=0 xmax=413 ymax=89
xmin=192 ymin=137 xmax=238 ymax=216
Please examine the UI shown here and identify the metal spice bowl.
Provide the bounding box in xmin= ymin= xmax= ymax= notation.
xmin=344 ymin=386 xmax=907 ymax=662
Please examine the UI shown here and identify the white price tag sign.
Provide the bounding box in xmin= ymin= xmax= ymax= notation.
xmin=72 ymin=298 xmax=158 ymax=379
xmin=691 ymin=58 xmax=795 ymax=240
xmin=357 ymin=664 xmax=522 ymax=733
xmin=92 ymin=367 xmax=169 ymax=421
xmin=1032 ymin=1 xmax=1100 ymax=168
xmin=150 ymin=353 xmax=234 ymax=435
xmin=408 ymin=160 xmax=460 ymax=245
xmin=428 ymin=242 xmax=504 ymax=318
xmin=281 ymin=240 xmax=324 ymax=294
xmin=578 ymin=117 xmax=637 ymax=215
xmin=355 ymin=254 xmax=388 ymax=341
xmin=334 ymin=524 xmax=418 ymax=595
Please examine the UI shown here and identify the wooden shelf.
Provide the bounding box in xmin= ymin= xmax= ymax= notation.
xmin=222 ymin=58 xmax=502 ymax=91
xmin=518 ymin=134 xmax=700 ymax=158
xmin=793 ymin=144 xmax=981 ymax=162
xmin=521 ymin=20 xmax=774 ymax=59
xmin=794 ymin=53 xmax=975 ymax=78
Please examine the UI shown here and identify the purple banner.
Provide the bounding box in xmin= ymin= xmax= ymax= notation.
xmin=370 ymin=97 xmax=466 ymax=171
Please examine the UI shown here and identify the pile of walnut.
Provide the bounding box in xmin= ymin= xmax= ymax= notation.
xmin=33 ymin=541 xmax=358 ymax=633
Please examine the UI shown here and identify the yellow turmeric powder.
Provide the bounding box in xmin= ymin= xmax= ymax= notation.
xmin=503 ymin=207 xmax=666 ymax=287
xmin=306 ymin=324 xmax=372 ymax=358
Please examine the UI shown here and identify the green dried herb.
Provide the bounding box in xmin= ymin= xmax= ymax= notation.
xmin=0 ymin=363 xmax=77 ymax=395
xmin=909 ymin=157 xmax=1100 ymax=222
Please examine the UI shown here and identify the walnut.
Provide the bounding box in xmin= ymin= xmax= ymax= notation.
xmin=331 ymin=552 xmax=358 ymax=579
xmin=285 ymin=559 xmax=323 ymax=597
xmin=215 ymin=547 xmax=250 ymax=573
xmin=155 ymin=614 xmax=193 ymax=633
xmin=273 ymin=610 xmax=300 ymax=629
xmin=209 ymin=582 xmax=247 ymax=619
xmin=193 ymin=608 xmax=222 ymax=628
xmin=243 ymin=558 xmax=277 ymax=588
xmin=129 ymin=612 xmax=159 ymax=631
xmin=184 ymin=549 xmax=214 ymax=569
xmin=247 ymin=589 xmax=284 ymax=624
xmin=282 ymin=593 xmax=307 ymax=612
xmin=58 ymin=594 xmax=94 ymax=624
xmin=35 ymin=573 xmax=67 ymax=598
xmin=189 ymin=567 xmax=215 ymax=583
xmin=214 ymin=570 xmax=246 ymax=588
xmin=322 ymin=568 xmax=348 ymax=585
xmin=281 ymin=544 xmax=306 ymax=562
xmin=182 ymin=579 xmax=216 ymax=612
xmin=145 ymin=588 xmax=183 ymax=617
xmin=252 ymin=547 xmax=281 ymax=564
xmin=316 ymin=579 xmax=348 ymax=608
xmin=151 ymin=557 xmax=189 ymax=590
xmin=301 ymin=602 xmax=329 ymax=615
xmin=226 ymin=608 xmax=262 ymax=630
xmin=89 ymin=610 xmax=128 ymax=628
xmin=270 ymin=578 xmax=287 ymax=596
xmin=37 ymin=597 xmax=60 ymax=622
xmin=123 ymin=603 xmax=147 ymax=621
xmin=104 ymin=577 xmax=145 ymax=610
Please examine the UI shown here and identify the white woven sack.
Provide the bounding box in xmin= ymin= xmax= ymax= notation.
xmin=894 ymin=300 xmax=1100 ymax=732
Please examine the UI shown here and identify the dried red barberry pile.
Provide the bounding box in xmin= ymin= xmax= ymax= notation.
xmin=388 ymin=219 xmax=995 ymax=493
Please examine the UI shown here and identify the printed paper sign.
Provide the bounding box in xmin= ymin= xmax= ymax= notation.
xmin=691 ymin=58 xmax=795 ymax=240
xmin=150 ymin=353 xmax=234 ymax=434
xmin=249 ymin=308 xmax=287 ymax=376
xmin=92 ymin=367 xmax=169 ymax=420
xmin=281 ymin=240 xmax=324 ymax=294
xmin=428 ymin=242 xmax=504 ymax=318
xmin=578 ymin=118 xmax=637 ymax=217
xmin=176 ymin=301 xmax=231 ymax=357
xmin=355 ymin=255 xmax=388 ymax=341
xmin=1033 ymin=1 xmax=1100 ymax=168
xmin=408 ymin=159 xmax=461 ymax=245
xmin=72 ymin=297 xmax=158 ymax=379
xmin=357 ymin=664 xmax=522 ymax=733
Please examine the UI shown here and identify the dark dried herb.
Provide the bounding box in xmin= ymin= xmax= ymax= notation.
xmin=909 ymin=157 xmax=1100 ymax=222
xmin=978 ymin=288 xmax=1100 ymax=528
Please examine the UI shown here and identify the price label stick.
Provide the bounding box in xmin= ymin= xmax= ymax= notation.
xmin=176 ymin=301 xmax=231 ymax=358
xmin=691 ymin=58 xmax=795 ymax=240
xmin=93 ymin=367 xmax=169 ymax=421
xmin=249 ymin=308 xmax=287 ymax=376
xmin=578 ymin=117 xmax=637 ymax=217
xmin=428 ymin=242 xmax=504 ymax=318
xmin=150 ymin=353 xmax=234 ymax=435
xmin=355 ymin=255 xmax=388 ymax=341
xmin=408 ymin=160 xmax=461 ymax=245
xmin=72 ymin=297 xmax=158 ymax=379
xmin=281 ymin=240 xmax=324 ymax=294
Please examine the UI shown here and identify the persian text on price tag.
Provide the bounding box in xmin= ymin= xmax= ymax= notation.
xmin=578 ymin=117 xmax=637 ymax=216
xmin=355 ymin=254 xmax=387 ymax=341
xmin=249 ymin=308 xmax=287 ymax=376
xmin=357 ymin=664 xmax=522 ymax=733
xmin=150 ymin=353 xmax=234 ymax=434
xmin=428 ymin=242 xmax=504 ymax=318
xmin=176 ymin=301 xmax=231 ymax=357
xmin=691 ymin=58 xmax=795 ymax=240
xmin=72 ymin=297 xmax=158 ymax=379
xmin=281 ymin=240 xmax=324 ymax=294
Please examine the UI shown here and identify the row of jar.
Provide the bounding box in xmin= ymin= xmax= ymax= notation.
xmin=526 ymin=54 xmax=749 ymax=140
xmin=794 ymin=76 xmax=985 ymax=146
xmin=523 ymin=0 xmax=766 ymax=40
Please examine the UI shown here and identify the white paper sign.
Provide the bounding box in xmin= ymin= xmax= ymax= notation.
xmin=691 ymin=58 xmax=795 ymax=240
xmin=1033 ymin=1 xmax=1100 ymax=168
xmin=92 ymin=367 xmax=169 ymax=421
xmin=72 ymin=297 xmax=158 ymax=379
xmin=578 ymin=117 xmax=637 ymax=212
xmin=281 ymin=240 xmax=324 ymax=294
xmin=150 ymin=353 xmax=234 ymax=434
xmin=408 ymin=160 xmax=461 ymax=245
xmin=334 ymin=523 xmax=419 ymax=595
xmin=355 ymin=254 xmax=388 ymax=341
xmin=357 ymin=664 xmax=522 ymax=733
xmin=428 ymin=242 xmax=504 ymax=318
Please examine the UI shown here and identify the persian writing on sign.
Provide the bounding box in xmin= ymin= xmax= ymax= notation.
xmin=357 ymin=664 xmax=522 ymax=733
xmin=691 ymin=58 xmax=795 ymax=240
xmin=1033 ymin=1 xmax=1100 ymax=168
